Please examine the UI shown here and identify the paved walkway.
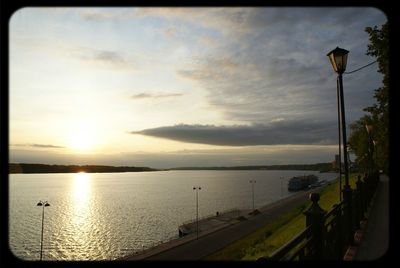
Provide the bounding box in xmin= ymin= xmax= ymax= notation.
xmin=353 ymin=174 xmax=390 ymax=260
xmin=119 ymin=175 xmax=389 ymax=261
xmin=120 ymin=187 xmax=323 ymax=260
xmin=178 ymin=208 xmax=252 ymax=237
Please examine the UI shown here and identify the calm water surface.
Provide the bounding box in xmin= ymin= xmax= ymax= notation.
xmin=9 ymin=170 xmax=338 ymax=260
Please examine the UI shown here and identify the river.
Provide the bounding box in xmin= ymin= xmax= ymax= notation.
xmin=9 ymin=170 xmax=338 ymax=260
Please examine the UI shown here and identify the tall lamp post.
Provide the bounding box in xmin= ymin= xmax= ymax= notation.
xmin=365 ymin=124 xmax=374 ymax=175
xmin=373 ymin=140 xmax=378 ymax=171
xmin=193 ymin=186 xmax=201 ymax=240
xmin=327 ymin=47 xmax=354 ymax=243
xmin=249 ymin=180 xmax=256 ymax=211
xmin=37 ymin=200 xmax=50 ymax=261
xmin=337 ymin=90 xmax=343 ymax=202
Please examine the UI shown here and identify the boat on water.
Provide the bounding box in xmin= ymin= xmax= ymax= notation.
xmin=288 ymin=174 xmax=318 ymax=191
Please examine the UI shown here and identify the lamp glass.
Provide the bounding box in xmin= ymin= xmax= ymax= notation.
xmin=327 ymin=47 xmax=349 ymax=74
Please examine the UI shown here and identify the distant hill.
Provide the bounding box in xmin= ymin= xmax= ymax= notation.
xmin=169 ymin=163 xmax=335 ymax=172
xmin=9 ymin=163 xmax=159 ymax=174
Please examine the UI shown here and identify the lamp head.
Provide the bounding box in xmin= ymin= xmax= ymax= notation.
xmin=327 ymin=47 xmax=349 ymax=74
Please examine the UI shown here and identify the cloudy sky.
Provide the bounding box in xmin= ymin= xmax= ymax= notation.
xmin=9 ymin=7 xmax=386 ymax=168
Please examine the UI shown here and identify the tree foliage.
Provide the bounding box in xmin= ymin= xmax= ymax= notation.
xmin=348 ymin=22 xmax=389 ymax=174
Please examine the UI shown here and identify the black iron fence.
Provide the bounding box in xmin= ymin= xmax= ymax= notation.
xmin=259 ymin=172 xmax=380 ymax=261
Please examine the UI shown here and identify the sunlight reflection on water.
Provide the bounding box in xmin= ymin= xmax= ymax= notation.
xmin=9 ymin=170 xmax=338 ymax=260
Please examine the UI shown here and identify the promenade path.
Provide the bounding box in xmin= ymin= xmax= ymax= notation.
xmin=121 ymin=187 xmax=323 ymax=261
xmin=353 ymin=174 xmax=390 ymax=260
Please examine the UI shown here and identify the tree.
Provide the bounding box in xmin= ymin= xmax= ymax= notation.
xmin=348 ymin=116 xmax=373 ymax=173
xmin=348 ymin=22 xmax=389 ymax=174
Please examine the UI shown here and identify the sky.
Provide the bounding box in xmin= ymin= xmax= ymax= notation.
xmin=9 ymin=7 xmax=387 ymax=169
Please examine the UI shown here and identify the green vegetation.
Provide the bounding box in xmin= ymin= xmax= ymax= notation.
xmin=348 ymin=21 xmax=389 ymax=174
xmin=205 ymin=205 xmax=308 ymax=260
xmin=205 ymin=173 xmax=360 ymax=260
xmin=9 ymin=163 xmax=158 ymax=174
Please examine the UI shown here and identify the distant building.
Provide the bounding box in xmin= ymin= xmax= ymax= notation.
xmin=332 ymin=154 xmax=343 ymax=170
xmin=332 ymin=154 xmax=357 ymax=172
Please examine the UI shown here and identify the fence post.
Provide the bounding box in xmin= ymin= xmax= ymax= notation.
xmin=373 ymin=171 xmax=379 ymax=188
xmin=332 ymin=203 xmax=344 ymax=258
xmin=303 ymin=193 xmax=326 ymax=260
xmin=355 ymin=175 xmax=363 ymax=228
xmin=342 ymin=184 xmax=354 ymax=246
xmin=363 ymin=173 xmax=371 ymax=211
xmin=358 ymin=176 xmax=366 ymax=219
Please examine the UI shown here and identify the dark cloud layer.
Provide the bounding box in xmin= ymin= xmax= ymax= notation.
xmin=131 ymin=120 xmax=338 ymax=146
xmin=12 ymin=143 xmax=65 ymax=149
xmin=131 ymin=93 xmax=183 ymax=99
xmin=70 ymin=47 xmax=133 ymax=70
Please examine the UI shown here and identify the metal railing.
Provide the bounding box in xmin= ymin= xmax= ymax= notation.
xmin=267 ymin=226 xmax=312 ymax=260
xmin=259 ymin=172 xmax=380 ymax=261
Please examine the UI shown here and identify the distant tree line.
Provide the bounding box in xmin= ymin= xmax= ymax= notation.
xmin=9 ymin=162 xmax=336 ymax=174
xmin=170 ymin=162 xmax=335 ymax=172
xmin=9 ymin=163 xmax=158 ymax=174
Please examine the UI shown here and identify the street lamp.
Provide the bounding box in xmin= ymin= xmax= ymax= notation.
xmin=347 ymin=146 xmax=352 ymax=172
xmin=336 ymin=90 xmax=343 ymax=202
xmin=327 ymin=47 xmax=354 ymax=244
xmin=373 ymin=140 xmax=378 ymax=171
xmin=249 ymin=180 xmax=256 ymax=211
xmin=37 ymin=200 xmax=50 ymax=261
xmin=363 ymin=153 xmax=369 ymax=175
xmin=327 ymin=46 xmax=350 ymax=188
xmin=193 ymin=186 xmax=201 ymax=240
xmin=365 ymin=124 xmax=374 ymax=175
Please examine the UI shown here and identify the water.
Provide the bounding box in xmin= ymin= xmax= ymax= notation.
xmin=9 ymin=170 xmax=338 ymax=261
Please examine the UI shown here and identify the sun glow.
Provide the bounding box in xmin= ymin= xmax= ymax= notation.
xmin=68 ymin=126 xmax=95 ymax=151
xmin=72 ymin=172 xmax=91 ymax=202
xmin=69 ymin=172 xmax=92 ymax=247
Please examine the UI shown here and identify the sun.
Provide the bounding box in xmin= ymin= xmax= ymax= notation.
xmin=68 ymin=127 xmax=95 ymax=151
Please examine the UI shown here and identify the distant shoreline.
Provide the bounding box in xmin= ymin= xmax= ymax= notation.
xmin=9 ymin=162 xmax=336 ymax=174
xmin=169 ymin=162 xmax=335 ymax=172
xmin=8 ymin=163 xmax=160 ymax=174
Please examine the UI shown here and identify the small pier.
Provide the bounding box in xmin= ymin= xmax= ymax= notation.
xmin=178 ymin=208 xmax=252 ymax=237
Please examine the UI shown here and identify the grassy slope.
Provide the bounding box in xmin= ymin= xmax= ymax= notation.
xmin=205 ymin=173 xmax=360 ymax=260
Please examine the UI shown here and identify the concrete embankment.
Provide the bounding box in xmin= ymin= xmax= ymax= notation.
xmin=178 ymin=208 xmax=251 ymax=237
xmin=120 ymin=187 xmax=323 ymax=261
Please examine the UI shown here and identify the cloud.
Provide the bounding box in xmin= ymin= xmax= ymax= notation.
xmin=11 ymin=143 xmax=65 ymax=149
xmin=174 ymin=7 xmax=386 ymax=125
xmin=134 ymin=8 xmax=252 ymax=34
xmin=69 ymin=47 xmax=134 ymax=70
xmin=130 ymin=92 xmax=183 ymax=100
xmin=131 ymin=120 xmax=338 ymax=146
xmin=80 ymin=10 xmax=117 ymax=21
xmin=177 ymin=54 xmax=336 ymax=123
xmin=77 ymin=8 xmax=137 ymax=21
